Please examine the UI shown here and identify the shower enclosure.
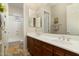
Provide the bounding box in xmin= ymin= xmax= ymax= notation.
xmin=0 ymin=3 xmax=25 ymax=56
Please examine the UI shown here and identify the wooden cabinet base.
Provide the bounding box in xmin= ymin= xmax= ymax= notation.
xmin=27 ymin=36 xmax=79 ymax=56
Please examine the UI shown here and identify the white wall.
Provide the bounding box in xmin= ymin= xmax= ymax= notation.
xmin=24 ymin=4 xmax=29 ymax=36
xmin=51 ymin=4 xmax=71 ymax=34
xmin=8 ymin=4 xmax=23 ymax=17
xmin=67 ymin=4 xmax=79 ymax=35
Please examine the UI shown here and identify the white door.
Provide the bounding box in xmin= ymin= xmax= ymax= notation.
xmin=67 ymin=4 xmax=79 ymax=35
xmin=6 ymin=15 xmax=24 ymax=42
xmin=44 ymin=11 xmax=49 ymax=33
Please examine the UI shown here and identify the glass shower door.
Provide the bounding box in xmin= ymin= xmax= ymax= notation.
xmin=4 ymin=15 xmax=24 ymax=56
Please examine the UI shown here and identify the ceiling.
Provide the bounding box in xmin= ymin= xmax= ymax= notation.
xmin=26 ymin=3 xmax=72 ymax=11
xmin=26 ymin=3 xmax=56 ymax=10
xmin=8 ymin=3 xmax=71 ymax=10
xmin=8 ymin=3 xmax=23 ymax=9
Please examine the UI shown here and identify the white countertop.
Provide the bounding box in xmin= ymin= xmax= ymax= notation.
xmin=27 ymin=32 xmax=79 ymax=54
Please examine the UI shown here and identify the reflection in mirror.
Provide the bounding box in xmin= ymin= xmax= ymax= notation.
xmin=51 ymin=3 xmax=79 ymax=35
xmin=36 ymin=17 xmax=41 ymax=28
xmin=53 ymin=17 xmax=61 ymax=33
xmin=43 ymin=11 xmax=49 ymax=33
xmin=27 ymin=3 xmax=79 ymax=36
xmin=33 ymin=17 xmax=36 ymax=27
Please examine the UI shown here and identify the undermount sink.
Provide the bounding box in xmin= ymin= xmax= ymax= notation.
xmin=39 ymin=35 xmax=59 ymax=40
xmin=68 ymin=40 xmax=79 ymax=46
xmin=29 ymin=33 xmax=79 ymax=47
xmin=39 ymin=35 xmax=79 ymax=46
xmin=39 ymin=35 xmax=71 ymax=46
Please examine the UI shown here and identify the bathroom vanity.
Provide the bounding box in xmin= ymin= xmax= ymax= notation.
xmin=26 ymin=33 xmax=79 ymax=56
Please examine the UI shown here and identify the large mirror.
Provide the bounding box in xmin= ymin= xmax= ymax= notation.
xmin=27 ymin=3 xmax=79 ymax=36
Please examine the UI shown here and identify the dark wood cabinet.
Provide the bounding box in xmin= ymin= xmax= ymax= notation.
xmin=42 ymin=47 xmax=53 ymax=56
xmin=27 ymin=36 xmax=35 ymax=55
xmin=64 ymin=50 xmax=79 ymax=56
xmin=54 ymin=46 xmax=65 ymax=56
xmin=33 ymin=46 xmax=42 ymax=56
xmin=27 ymin=36 xmax=79 ymax=56
xmin=41 ymin=41 xmax=53 ymax=56
xmin=27 ymin=36 xmax=53 ymax=56
xmin=33 ymin=38 xmax=42 ymax=56
xmin=27 ymin=36 xmax=30 ymax=51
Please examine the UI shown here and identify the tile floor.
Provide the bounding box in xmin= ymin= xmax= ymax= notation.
xmin=4 ymin=41 xmax=31 ymax=56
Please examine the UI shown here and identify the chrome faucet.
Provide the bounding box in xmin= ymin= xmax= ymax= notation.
xmin=62 ymin=35 xmax=71 ymax=41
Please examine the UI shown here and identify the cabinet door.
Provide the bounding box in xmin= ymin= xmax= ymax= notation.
xmin=33 ymin=46 xmax=42 ymax=56
xmin=27 ymin=36 xmax=31 ymax=51
xmin=33 ymin=39 xmax=42 ymax=56
xmin=34 ymin=39 xmax=53 ymax=56
xmin=54 ymin=46 xmax=65 ymax=56
xmin=27 ymin=37 xmax=34 ymax=47
xmin=27 ymin=36 xmax=34 ymax=55
xmin=42 ymin=48 xmax=53 ymax=56
xmin=42 ymin=42 xmax=53 ymax=56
